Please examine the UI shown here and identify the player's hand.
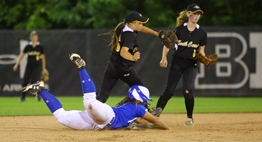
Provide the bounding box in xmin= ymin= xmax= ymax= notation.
xmin=13 ymin=64 xmax=18 ymax=71
xmin=160 ymin=57 xmax=168 ymax=68
xmin=43 ymin=68 xmax=49 ymax=74
xmin=133 ymin=52 xmax=141 ymax=61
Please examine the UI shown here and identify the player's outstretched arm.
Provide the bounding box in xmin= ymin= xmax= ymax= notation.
xmin=142 ymin=111 xmax=172 ymax=130
xmin=140 ymin=26 xmax=158 ymax=37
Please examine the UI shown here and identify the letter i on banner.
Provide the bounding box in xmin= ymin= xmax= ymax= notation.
xmin=19 ymin=40 xmax=29 ymax=79
xmin=249 ymin=33 xmax=262 ymax=88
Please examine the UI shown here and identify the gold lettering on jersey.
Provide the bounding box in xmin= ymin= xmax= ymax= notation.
xmin=27 ymin=51 xmax=41 ymax=61
xmin=115 ymin=43 xmax=120 ymax=52
xmin=36 ymin=55 xmax=39 ymax=61
xmin=115 ymin=36 xmax=121 ymax=52
xmin=133 ymin=47 xmax=138 ymax=53
xmin=28 ymin=51 xmax=41 ymax=56
xmin=193 ymin=49 xmax=196 ymax=57
xmin=178 ymin=40 xmax=199 ymax=48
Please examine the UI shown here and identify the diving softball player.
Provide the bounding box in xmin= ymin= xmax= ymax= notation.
xmin=152 ymin=3 xmax=207 ymax=126
xmin=22 ymin=53 xmax=171 ymax=130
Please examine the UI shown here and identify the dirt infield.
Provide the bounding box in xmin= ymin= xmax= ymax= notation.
xmin=1 ymin=113 xmax=261 ymax=142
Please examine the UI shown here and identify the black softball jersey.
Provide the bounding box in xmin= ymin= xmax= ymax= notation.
xmin=173 ymin=23 xmax=207 ymax=60
xmin=110 ymin=31 xmax=138 ymax=72
xmin=23 ymin=43 xmax=44 ymax=65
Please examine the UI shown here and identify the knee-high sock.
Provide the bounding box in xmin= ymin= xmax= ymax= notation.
xmin=39 ymin=90 xmax=63 ymax=113
xmin=185 ymin=97 xmax=194 ymax=118
xmin=79 ymin=69 xmax=96 ymax=93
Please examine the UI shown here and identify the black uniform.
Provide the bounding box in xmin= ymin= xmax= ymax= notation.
xmin=156 ymin=23 xmax=207 ymax=118
xmin=21 ymin=43 xmax=44 ymax=101
xmin=97 ymin=29 xmax=143 ymax=103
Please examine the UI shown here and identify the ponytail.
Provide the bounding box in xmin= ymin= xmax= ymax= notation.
xmin=110 ymin=21 xmax=124 ymax=51
xmin=99 ymin=21 xmax=125 ymax=51
xmin=176 ymin=10 xmax=188 ymax=27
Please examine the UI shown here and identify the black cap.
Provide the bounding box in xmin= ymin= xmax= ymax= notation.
xmin=125 ymin=11 xmax=149 ymax=23
xmin=187 ymin=3 xmax=204 ymax=14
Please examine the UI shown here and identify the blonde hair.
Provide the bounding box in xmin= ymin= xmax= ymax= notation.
xmin=176 ymin=10 xmax=188 ymax=27
xmin=99 ymin=21 xmax=125 ymax=51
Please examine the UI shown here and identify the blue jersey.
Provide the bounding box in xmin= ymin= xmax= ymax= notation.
xmin=109 ymin=102 xmax=147 ymax=129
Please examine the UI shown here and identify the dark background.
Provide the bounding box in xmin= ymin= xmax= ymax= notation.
xmin=1 ymin=27 xmax=262 ymax=97
xmin=1 ymin=0 xmax=261 ymax=97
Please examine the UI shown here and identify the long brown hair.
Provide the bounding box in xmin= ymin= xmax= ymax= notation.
xmin=115 ymin=96 xmax=141 ymax=107
xmin=99 ymin=21 xmax=125 ymax=51
xmin=176 ymin=10 xmax=188 ymax=27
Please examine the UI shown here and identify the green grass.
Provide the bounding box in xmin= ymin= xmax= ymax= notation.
xmin=0 ymin=96 xmax=261 ymax=116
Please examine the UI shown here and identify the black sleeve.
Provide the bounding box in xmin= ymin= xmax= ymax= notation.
xmin=23 ymin=45 xmax=29 ymax=53
xmin=200 ymin=31 xmax=207 ymax=46
xmin=121 ymin=32 xmax=136 ymax=50
xmin=40 ymin=45 xmax=44 ymax=54
xmin=174 ymin=27 xmax=180 ymax=39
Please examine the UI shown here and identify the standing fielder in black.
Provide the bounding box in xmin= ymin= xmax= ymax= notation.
xmin=96 ymin=11 xmax=158 ymax=103
xmin=13 ymin=31 xmax=48 ymax=102
xmin=153 ymin=3 xmax=207 ymax=126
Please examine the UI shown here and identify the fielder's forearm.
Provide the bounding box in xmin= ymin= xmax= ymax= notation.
xmin=161 ymin=46 xmax=170 ymax=59
xmin=41 ymin=54 xmax=46 ymax=69
xmin=198 ymin=46 xmax=205 ymax=56
xmin=15 ymin=53 xmax=24 ymax=66
xmin=120 ymin=47 xmax=136 ymax=61
xmin=140 ymin=26 xmax=158 ymax=36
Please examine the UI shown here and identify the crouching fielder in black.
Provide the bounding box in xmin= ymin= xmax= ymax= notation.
xmin=152 ymin=3 xmax=207 ymax=126
xmin=97 ymin=11 xmax=158 ymax=104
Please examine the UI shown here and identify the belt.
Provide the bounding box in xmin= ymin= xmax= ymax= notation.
xmin=175 ymin=57 xmax=197 ymax=62
xmin=108 ymin=117 xmax=115 ymax=125
xmin=103 ymin=117 xmax=115 ymax=130
xmin=175 ymin=57 xmax=190 ymax=60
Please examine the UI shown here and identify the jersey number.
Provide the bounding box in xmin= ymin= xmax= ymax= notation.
xmin=192 ymin=49 xmax=196 ymax=58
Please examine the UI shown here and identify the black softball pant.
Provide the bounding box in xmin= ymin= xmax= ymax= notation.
xmin=96 ymin=61 xmax=143 ymax=103
xmin=21 ymin=64 xmax=42 ymax=99
xmin=156 ymin=57 xmax=198 ymax=118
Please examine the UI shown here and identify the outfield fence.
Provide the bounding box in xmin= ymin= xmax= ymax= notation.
xmin=0 ymin=27 xmax=262 ymax=97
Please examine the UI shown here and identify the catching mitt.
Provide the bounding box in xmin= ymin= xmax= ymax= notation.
xmin=196 ymin=53 xmax=218 ymax=66
xmin=158 ymin=30 xmax=178 ymax=49
xmin=40 ymin=70 xmax=49 ymax=82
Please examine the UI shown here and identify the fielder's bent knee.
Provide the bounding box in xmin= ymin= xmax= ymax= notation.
xmin=183 ymin=90 xmax=194 ymax=99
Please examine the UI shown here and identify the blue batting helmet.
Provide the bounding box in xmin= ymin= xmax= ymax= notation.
xmin=127 ymin=85 xmax=152 ymax=103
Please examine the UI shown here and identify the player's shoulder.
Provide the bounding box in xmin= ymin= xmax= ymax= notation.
xmin=197 ymin=27 xmax=207 ymax=37
xmin=25 ymin=44 xmax=32 ymax=47
xmin=35 ymin=44 xmax=44 ymax=49
xmin=175 ymin=24 xmax=187 ymax=33
xmin=24 ymin=44 xmax=32 ymax=50
xmin=38 ymin=45 xmax=44 ymax=48
xmin=195 ymin=24 xmax=206 ymax=32
xmin=122 ymin=31 xmax=137 ymax=37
